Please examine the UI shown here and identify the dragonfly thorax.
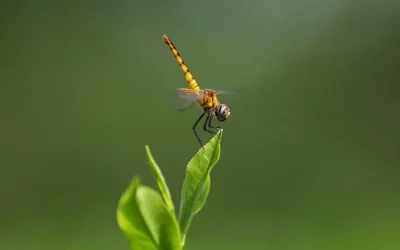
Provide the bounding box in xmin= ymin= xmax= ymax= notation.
xmin=215 ymin=103 xmax=230 ymax=122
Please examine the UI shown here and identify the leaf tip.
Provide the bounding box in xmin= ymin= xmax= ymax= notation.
xmin=211 ymin=129 xmax=223 ymax=144
xmin=145 ymin=145 xmax=153 ymax=160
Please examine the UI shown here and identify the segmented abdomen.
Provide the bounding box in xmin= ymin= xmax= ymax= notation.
xmin=163 ymin=35 xmax=200 ymax=91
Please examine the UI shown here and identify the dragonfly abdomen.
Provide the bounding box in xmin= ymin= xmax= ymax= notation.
xmin=163 ymin=35 xmax=200 ymax=91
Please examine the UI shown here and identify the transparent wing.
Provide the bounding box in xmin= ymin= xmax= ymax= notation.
xmin=204 ymin=88 xmax=236 ymax=95
xmin=174 ymin=88 xmax=235 ymax=112
xmin=175 ymin=88 xmax=203 ymax=112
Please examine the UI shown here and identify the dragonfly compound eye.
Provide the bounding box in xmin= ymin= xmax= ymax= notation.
xmin=216 ymin=104 xmax=230 ymax=121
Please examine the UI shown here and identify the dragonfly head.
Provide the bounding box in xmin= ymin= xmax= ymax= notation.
xmin=215 ymin=103 xmax=230 ymax=122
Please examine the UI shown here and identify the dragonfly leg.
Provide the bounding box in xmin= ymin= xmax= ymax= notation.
xmin=208 ymin=115 xmax=221 ymax=131
xmin=193 ymin=110 xmax=206 ymax=148
xmin=203 ymin=113 xmax=218 ymax=135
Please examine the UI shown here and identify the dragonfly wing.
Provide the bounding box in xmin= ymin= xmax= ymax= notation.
xmin=204 ymin=88 xmax=236 ymax=95
xmin=175 ymin=88 xmax=202 ymax=112
xmin=175 ymin=94 xmax=195 ymax=111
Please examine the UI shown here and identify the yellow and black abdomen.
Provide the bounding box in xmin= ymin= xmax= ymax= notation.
xmin=163 ymin=35 xmax=200 ymax=91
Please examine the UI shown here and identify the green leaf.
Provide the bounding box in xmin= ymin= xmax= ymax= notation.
xmin=145 ymin=145 xmax=175 ymax=213
xmin=178 ymin=129 xmax=223 ymax=242
xmin=117 ymin=177 xmax=182 ymax=250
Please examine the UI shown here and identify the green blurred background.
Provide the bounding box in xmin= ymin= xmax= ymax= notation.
xmin=1 ymin=1 xmax=399 ymax=249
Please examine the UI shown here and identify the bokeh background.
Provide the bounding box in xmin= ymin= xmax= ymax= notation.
xmin=1 ymin=1 xmax=400 ymax=249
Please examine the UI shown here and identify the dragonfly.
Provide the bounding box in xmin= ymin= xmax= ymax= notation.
xmin=162 ymin=34 xmax=233 ymax=148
